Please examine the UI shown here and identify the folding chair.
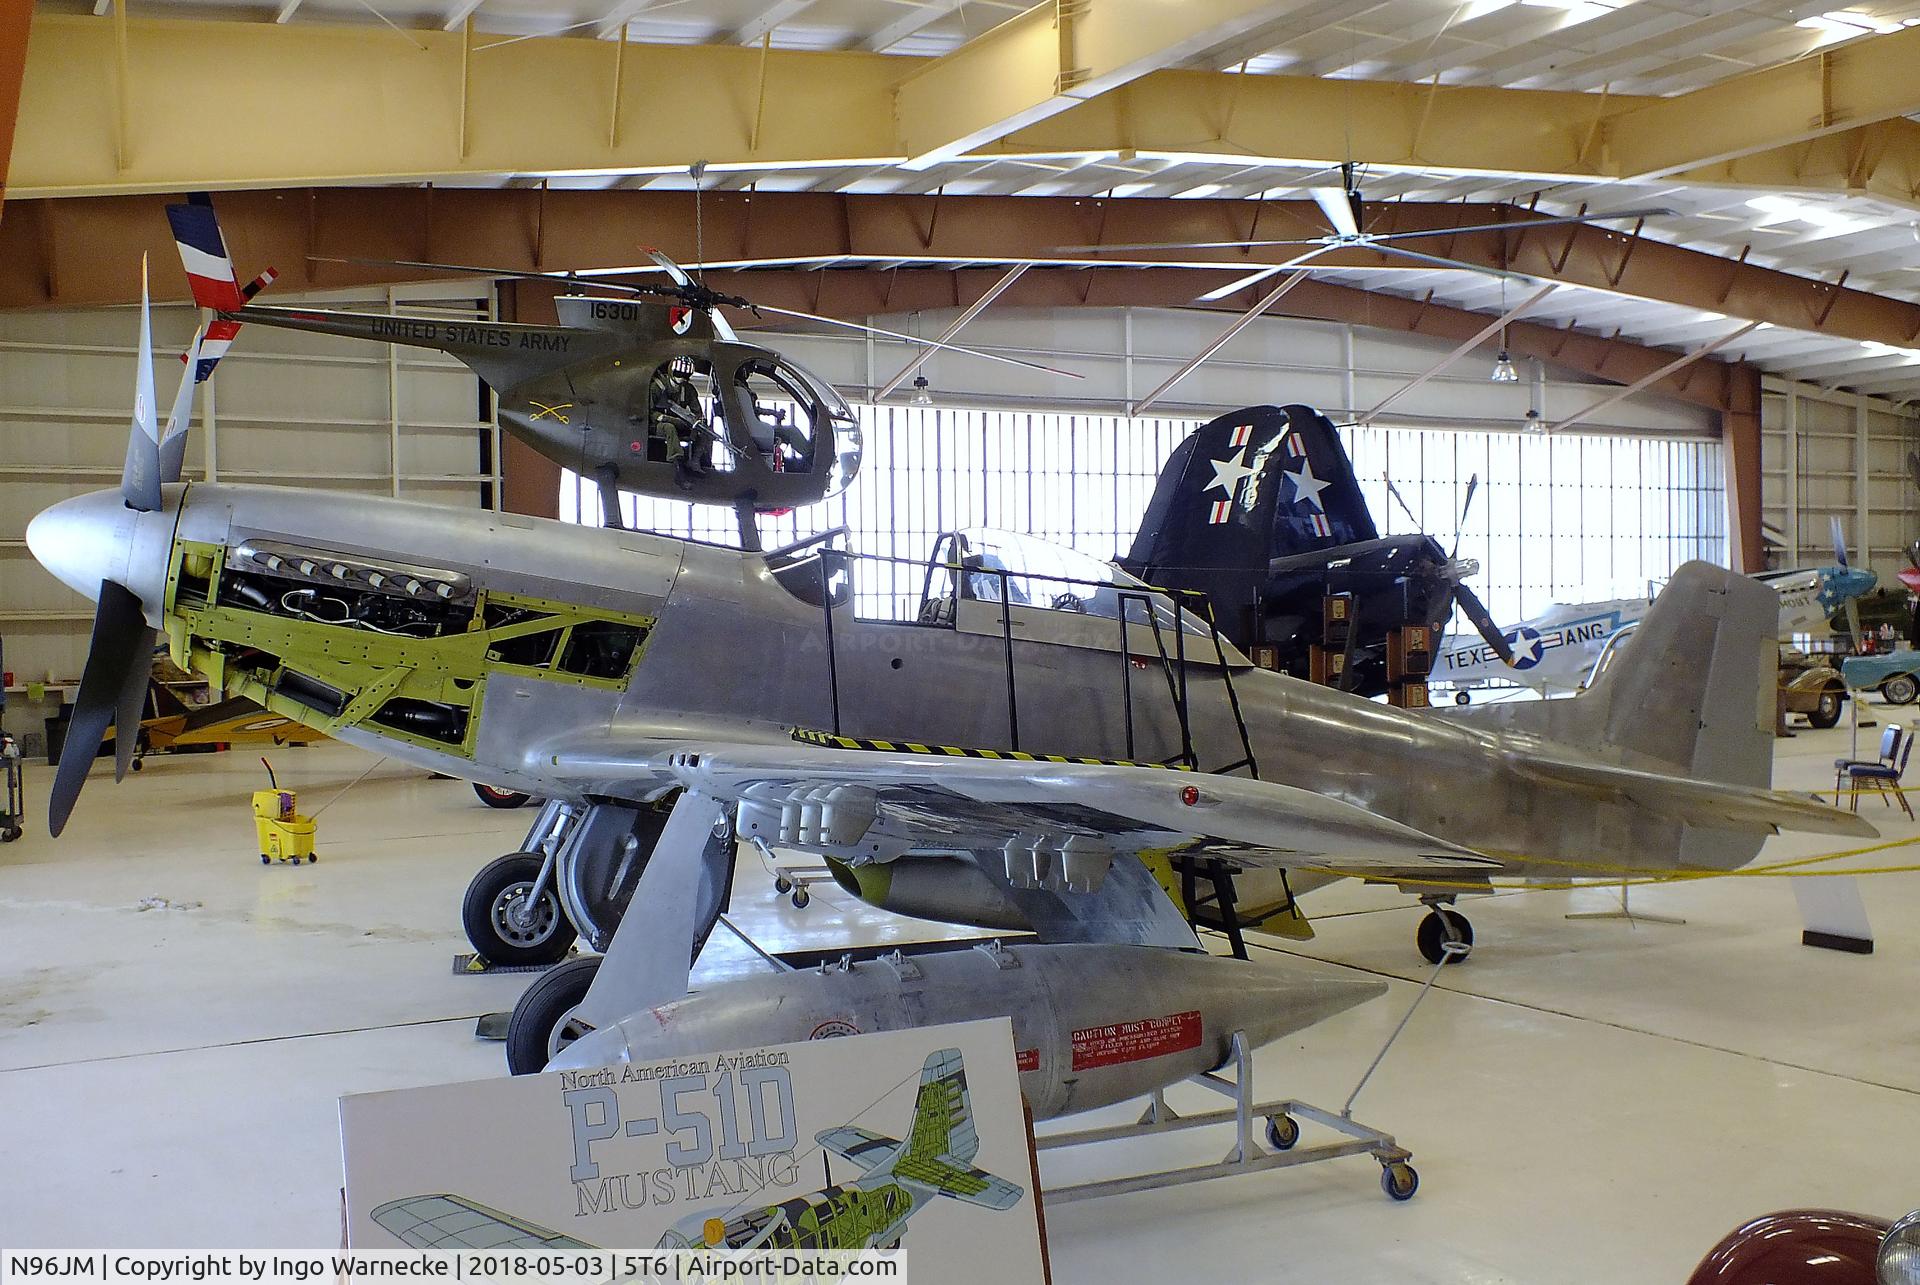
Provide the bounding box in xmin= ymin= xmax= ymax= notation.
xmin=1840 ymin=725 xmax=1916 ymax=818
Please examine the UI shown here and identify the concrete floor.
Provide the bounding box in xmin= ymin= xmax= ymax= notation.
xmin=2 ymin=711 xmax=1918 ymax=1280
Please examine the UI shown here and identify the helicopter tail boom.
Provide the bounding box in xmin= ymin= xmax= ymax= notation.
xmin=223 ymin=304 xmax=599 ymax=392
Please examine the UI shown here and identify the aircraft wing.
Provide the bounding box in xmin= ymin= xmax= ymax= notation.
xmin=549 ymin=737 xmax=1497 ymax=875
xmin=368 ymin=1194 xmax=593 ymax=1250
xmin=1508 ymin=751 xmax=1876 ymax=838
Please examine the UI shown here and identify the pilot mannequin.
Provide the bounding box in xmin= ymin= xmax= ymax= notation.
xmin=647 ymin=359 xmax=707 ymax=488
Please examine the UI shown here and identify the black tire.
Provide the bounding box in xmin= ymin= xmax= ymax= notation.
xmin=791 ymin=886 xmax=811 ymax=909
xmin=463 ymin=852 xmax=577 ymax=967
xmin=474 ymin=782 xmax=535 ymax=809
xmin=1883 ymin=674 xmax=1919 ymax=706
xmin=1382 ymin=1163 xmax=1419 ymax=1201
xmin=1265 ymin=1115 xmax=1300 ymax=1151
xmin=1416 ymin=908 xmax=1473 ymax=965
xmin=1807 ymin=686 xmax=1844 ymax=730
xmin=506 ymin=955 xmax=602 ymax=1075
xmin=1 ymin=825 xmax=20 ymax=843
xmin=1453 ymin=691 xmax=1471 ymax=707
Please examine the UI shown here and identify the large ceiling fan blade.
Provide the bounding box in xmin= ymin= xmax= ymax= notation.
xmin=1049 ymin=238 xmax=1326 ymax=254
xmin=1369 ymin=207 xmax=1676 ymax=245
xmin=1369 ymin=242 xmax=1531 ymax=281
xmin=1311 ymin=186 xmax=1362 ymax=239
xmin=751 ymin=304 xmax=1085 ymax=380
xmin=48 ymin=581 xmax=152 ymax=837
xmin=121 ymin=256 xmax=164 ymax=513
xmin=1453 ymin=583 xmax=1516 ymax=665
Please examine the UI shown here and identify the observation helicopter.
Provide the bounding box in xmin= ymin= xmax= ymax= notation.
xmin=168 ymin=190 xmax=1075 ymax=549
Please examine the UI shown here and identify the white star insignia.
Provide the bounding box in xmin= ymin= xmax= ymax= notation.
xmin=1284 ymin=457 xmax=1331 ymax=511
xmin=1205 ymin=449 xmax=1257 ymax=496
xmin=1508 ymin=630 xmax=1543 ymax=666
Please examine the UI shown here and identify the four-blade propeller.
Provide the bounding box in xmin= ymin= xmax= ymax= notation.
xmin=46 ymin=260 xmax=201 ymax=837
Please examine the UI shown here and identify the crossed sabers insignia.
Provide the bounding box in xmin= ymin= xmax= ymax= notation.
xmin=530 ymin=400 xmax=573 ymax=425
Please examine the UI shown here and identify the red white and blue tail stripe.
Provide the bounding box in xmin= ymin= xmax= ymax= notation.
xmin=166 ymin=193 xmax=277 ymax=382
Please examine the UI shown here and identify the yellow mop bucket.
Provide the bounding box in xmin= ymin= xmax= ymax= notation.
xmin=252 ymin=757 xmax=317 ymax=866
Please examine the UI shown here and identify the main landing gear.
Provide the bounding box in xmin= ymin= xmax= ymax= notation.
xmin=1415 ymin=899 xmax=1473 ymax=965
xmin=472 ymin=795 xmax=737 ymax=1075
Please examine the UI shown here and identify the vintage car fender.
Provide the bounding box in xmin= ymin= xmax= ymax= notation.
xmin=1688 ymin=1210 xmax=1890 ymax=1285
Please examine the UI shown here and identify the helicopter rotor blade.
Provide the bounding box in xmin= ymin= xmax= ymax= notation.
xmin=750 ymin=304 xmax=1084 ymax=380
xmin=309 ymin=254 xmax=666 ymax=297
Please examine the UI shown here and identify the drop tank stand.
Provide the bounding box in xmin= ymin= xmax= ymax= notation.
xmin=1035 ymin=943 xmax=1464 ymax=1205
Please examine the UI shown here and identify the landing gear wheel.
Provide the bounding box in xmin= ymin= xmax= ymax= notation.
xmin=1809 ymin=687 xmax=1844 ymax=729
xmin=505 ymin=955 xmax=602 ymax=1075
xmin=1 ymin=826 xmax=20 ymax=843
xmin=1416 ymin=908 xmax=1473 ymax=965
xmin=1381 ymin=1162 xmax=1419 ymax=1201
xmin=791 ymin=886 xmax=811 ymax=910
xmin=1453 ymin=691 xmax=1471 ymax=706
xmin=474 ymin=783 xmax=534 ymax=809
xmin=1883 ymin=674 xmax=1918 ymax=706
xmin=1265 ymin=1114 xmax=1300 ymax=1151
xmin=463 ymin=852 xmax=577 ymax=967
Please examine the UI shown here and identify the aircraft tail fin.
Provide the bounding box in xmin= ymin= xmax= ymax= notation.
xmin=871 ymin=1048 xmax=1023 ymax=1210
xmin=1495 ymin=561 xmax=1778 ymax=790
xmin=1122 ymin=404 xmax=1377 ymax=644
xmin=166 ymin=193 xmax=278 ymax=382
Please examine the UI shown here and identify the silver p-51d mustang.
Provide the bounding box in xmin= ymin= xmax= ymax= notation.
xmin=29 ymin=282 xmax=1871 ymax=1078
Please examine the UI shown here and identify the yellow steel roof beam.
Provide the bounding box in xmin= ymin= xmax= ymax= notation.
xmin=892 ymin=0 xmax=1339 ymax=168
xmin=1602 ymin=25 xmax=1920 ymax=180
xmin=12 ymin=12 xmax=904 ymax=197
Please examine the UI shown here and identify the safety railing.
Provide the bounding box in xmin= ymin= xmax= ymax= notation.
xmin=802 ymin=543 xmax=1260 ymax=778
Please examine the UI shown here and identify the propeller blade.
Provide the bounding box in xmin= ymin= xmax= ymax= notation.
xmin=48 ymin=581 xmax=153 ymax=837
xmin=1368 ymin=207 xmax=1675 ymax=245
xmin=1453 ymin=583 xmax=1516 ymax=665
xmin=1383 ymin=476 xmax=1421 ymax=530
xmin=113 ymin=624 xmax=158 ymax=781
xmin=1846 ymin=596 xmax=1865 ymax=652
xmin=750 ymin=304 xmax=1086 ymax=380
xmin=121 ymin=256 xmax=163 ymax=513
xmin=1311 ymin=186 xmax=1362 ymax=239
xmin=158 ymin=326 xmax=204 ymax=484
xmin=1451 ymin=473 xmax=1479 ymax=559
xmin=1831 ymin=515 xmax=1849 ymax=568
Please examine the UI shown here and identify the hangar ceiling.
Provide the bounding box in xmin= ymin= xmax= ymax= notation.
xmin=7 ymin=0 xmax=1920 ymax=399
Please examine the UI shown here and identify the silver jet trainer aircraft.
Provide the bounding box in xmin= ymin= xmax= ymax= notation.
xmin=29 ymin=284 xmax=1872 ymax=1075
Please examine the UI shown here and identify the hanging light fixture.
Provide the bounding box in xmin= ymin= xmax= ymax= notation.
xmin=1521 ymin=407 xmax=1546 ymax=432
xmin=1490 ymin=277 xmax=1520 ymax=383
xmin=910 ymin=375 xmax=934 ymax=407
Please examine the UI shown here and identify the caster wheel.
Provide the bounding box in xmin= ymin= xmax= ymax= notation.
xmin=308 ymin=854 xmax=318 ymax=863
xmin=505 ymin=955 xmax=602 ymax=1075
xmin=1416 ymin=908 xmax=1473 ymax=965
xmin=2 ymin=825 xmax=22 ymax=843
xmin=463 ymin=852 xmax=578 ymax=967
xmin=260 ymin=855 xmax=270 ymax=865
xmin=1453 ymin=691 xmax=1471 ymax=706
xmin=131 ymin=759 xmax=144 ymax=772
xmin=1265 ymin=1115 xmax=1299 ymax=1151
xmin=791 ymin=886 xmax=810 ymax=909
xmin=1382 ymin=1162 xmax=1419 ymax=1201
xmin=774 ymin=875 xmax=793 ymax=894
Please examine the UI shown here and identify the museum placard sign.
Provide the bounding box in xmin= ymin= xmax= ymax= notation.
xmin=339 ymin=1018 xmax=1047 ymax=1281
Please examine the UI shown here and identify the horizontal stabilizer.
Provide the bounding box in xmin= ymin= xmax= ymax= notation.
xmin=815 ymin=1124 xmax=901 ymax=1174
xmin=1509 ymin=751 xmax=1876 ymax=838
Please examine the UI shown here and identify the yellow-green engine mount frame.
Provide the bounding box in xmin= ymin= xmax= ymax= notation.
xmin=162 ymin=539 xmax=654 ymax=759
